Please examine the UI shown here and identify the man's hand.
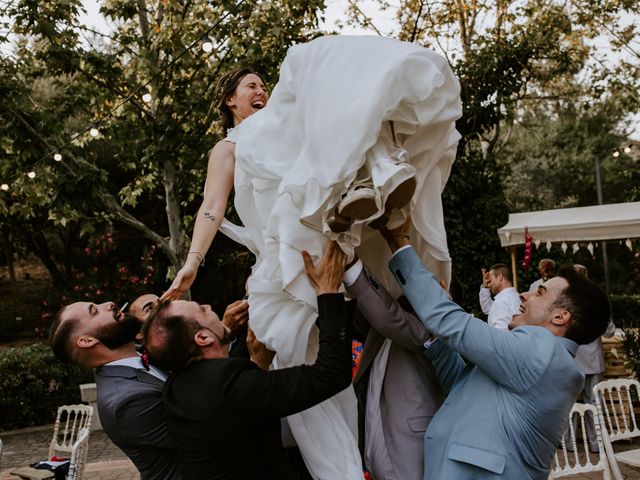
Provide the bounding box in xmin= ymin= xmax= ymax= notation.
xmin=222 ymin=300 xmax=249 ymax=334
xmin=302 ymin=241 xmax=347 ymax=295
xmin=380 ymin=217 xmax=411 ymax=253
xmin=481 ymin=268 xmax=491 ymax=288
xmin=247 ymin=328 xmax=275 ymax=371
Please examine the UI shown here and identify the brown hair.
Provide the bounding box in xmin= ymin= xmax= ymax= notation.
xmin=490 ymin=263 xmax=513 ymax=284
xmin=554 ymin=265 xmax=610 ymax=344
xmin=215 ymin=67 xmax=264 ymax=135
xmin=141 ymin=301 xmax=202 ymax=372
xmin=49 ymin=306 xmax=77 ymax=363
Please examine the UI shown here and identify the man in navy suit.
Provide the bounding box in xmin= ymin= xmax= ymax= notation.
xmin=377 ymin=220 xmax=611 ymax=480
xmin=49 ymin=301 xmax=181 ymax=480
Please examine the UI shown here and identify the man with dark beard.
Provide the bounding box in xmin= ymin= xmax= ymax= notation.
xmin=49 ymin=301 xmax=182 ymax=480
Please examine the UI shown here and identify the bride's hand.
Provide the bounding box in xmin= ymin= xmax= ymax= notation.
xmin=160 ymin=263 xmax=198 ymax=302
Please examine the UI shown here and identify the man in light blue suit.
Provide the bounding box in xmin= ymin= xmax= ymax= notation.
xmin=379 ymin=222 xmax=611 ymax=480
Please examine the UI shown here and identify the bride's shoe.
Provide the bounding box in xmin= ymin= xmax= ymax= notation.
xmin=386 ymin=175 xmax=416 ymax=209
xmin=328 ymin=211 xmax=352 ymax=233
xmin=337 ymin=185 xmax=378 ymax=220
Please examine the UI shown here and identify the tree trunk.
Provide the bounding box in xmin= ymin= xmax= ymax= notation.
xmin=1 ymin=225 xmax=16 ymax=282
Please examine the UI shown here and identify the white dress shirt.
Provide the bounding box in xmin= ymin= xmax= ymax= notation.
xmin=479 ymin=287 xmax=521 ymax=330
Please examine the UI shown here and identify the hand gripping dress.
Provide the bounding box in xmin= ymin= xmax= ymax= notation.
xmin=220 ymin=35 xmax=462 ymax=479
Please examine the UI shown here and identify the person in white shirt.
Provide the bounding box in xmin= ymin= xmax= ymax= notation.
xmin=529 ymin=258 xmax=556 ymax=292
xmin=479 ymin=263 xmax=521 ymax=330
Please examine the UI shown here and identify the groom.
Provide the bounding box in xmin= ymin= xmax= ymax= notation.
xmin=368 ymin=219 xmax=610 ymax=479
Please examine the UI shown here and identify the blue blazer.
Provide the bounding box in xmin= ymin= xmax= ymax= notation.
xmin=389 ymin=247 xmax=584 ymax=480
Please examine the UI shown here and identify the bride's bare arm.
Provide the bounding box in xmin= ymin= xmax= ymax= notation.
xmin=160 ymin=141 xmax=236 ymax=301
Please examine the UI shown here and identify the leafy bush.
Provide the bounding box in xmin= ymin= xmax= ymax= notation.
xmin=623 ymin=329 xmax=640 ymax=380
xmin=0 ymin=343 xmax=93 ymax=430
xmin=611 ymin=294 xmax=640 ymax=329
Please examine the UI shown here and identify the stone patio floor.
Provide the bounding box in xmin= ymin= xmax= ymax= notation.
xmin=1 ymin=423 xmax=639 ymax=479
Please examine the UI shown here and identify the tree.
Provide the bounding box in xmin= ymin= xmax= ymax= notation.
xmin=343 ymin=0 xmax=640 ymax=309
xmin=0 ymin=0 xmax=325 ymax=296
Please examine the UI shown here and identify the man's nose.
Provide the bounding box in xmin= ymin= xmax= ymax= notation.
xmin=100 ymin=302 xmax=116 ymax=311
xmin=519 ymin=292 xmax=531 ymax=302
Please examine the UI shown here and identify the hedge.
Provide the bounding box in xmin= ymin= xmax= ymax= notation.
xmin=0 ymin=343 xmax=93 ymax=430
xmin=611 ymin=294 xmax=640 ymax=329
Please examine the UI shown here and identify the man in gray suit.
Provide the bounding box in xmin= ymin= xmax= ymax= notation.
xmin=344 ymin=260 xmax=443 ymax=480
xmin=377 ymin=221 xmax=611 ymax=479
xmin=49 ymin=301 xmax=182 ymax=480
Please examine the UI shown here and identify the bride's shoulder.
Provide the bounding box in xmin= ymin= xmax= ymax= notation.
xmin=209 ymin=139 xmax=235 ymax=158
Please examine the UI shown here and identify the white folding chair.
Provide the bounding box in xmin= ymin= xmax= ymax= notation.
xmin=67 ymin=427 xmax=90 ymax=480
xmin=549 ymin=403 xmax=611 ymax=479
xmin=594 ymin=379 xmax=640 ymax=480
xmin=48 ymin=404 xmax=93 ymax=460
xmin=10 ymin=405 xmax=93 ymax=480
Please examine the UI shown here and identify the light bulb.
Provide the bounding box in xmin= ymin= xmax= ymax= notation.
xmin=142 ymin=92 xmax=152 ymax=103
xmin=53 ymin=152 xmax=62 ymax=161
xmin=202 ymin=35 xmax=213 ymax=53
xmin=90 ymin=127 xmax=99 ymax=137
xmin=27 ymin=171 xmax=36 ymax=179
xmin=613 ymin=151 xmax=620 ymax=157
xmin=624 ymin=146 xmax=631 ymax=154
xmin=0 ymin=184 xmax=8 ymax=191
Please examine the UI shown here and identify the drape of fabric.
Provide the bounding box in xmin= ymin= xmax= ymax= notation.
xmin=222 ymin=35 xmax=462 ymax=479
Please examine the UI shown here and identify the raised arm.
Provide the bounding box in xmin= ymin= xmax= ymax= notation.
xmin=161 ymin=141 xmax=235 ymax=301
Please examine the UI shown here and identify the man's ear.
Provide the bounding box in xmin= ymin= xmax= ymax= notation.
xmin=194 ymin=329 xmax=215 ymax=347
xmin=76 ymin=336 xmax=99 ymax=349
xmin=550 ymin=309 xmax=571 ymax=328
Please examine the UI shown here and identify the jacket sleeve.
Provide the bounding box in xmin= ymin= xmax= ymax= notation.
xmin=224 ymin=293 xmax=352 ymax=425
xmin=390 ymin=247 xmax=552 ymax=393
xmin=346 ymin=266 xmax=430 ymax=352
xmin=116 ymin=392 xmax=176 ymax=449
xmin=423 ymin=339 xmax=466 ymax=396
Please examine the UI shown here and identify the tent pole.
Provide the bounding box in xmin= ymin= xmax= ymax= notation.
xmin=510 ymin=246 xmax=518 ymax=291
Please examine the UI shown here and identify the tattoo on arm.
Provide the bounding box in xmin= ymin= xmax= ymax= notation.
xmin=204 ymin=212 xmax=217 ymax=223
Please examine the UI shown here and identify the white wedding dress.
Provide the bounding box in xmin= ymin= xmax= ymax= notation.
xmin=219 ymin=35 xmax=462 ymax=479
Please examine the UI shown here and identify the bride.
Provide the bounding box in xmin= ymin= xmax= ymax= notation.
xmin=162 ymin=35 xmax=462 ymax=479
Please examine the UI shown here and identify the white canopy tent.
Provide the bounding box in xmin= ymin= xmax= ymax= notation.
xmin=497 ymin=202 xmax=640 ymax=289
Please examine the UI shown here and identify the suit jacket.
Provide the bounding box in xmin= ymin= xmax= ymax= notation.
xmin=163 ymin=294 xmax=352 ymax=480
xmin=94 ymin=365 xmax=181 ymax=480
xmin=390 ymin=247 xmax=584 ymax=480
xmin=346 ymin=267 xmax=443 ymax=480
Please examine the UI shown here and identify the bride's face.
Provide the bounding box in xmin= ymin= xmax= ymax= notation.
xmin=226 ymin=73 xmax=268 ymax=125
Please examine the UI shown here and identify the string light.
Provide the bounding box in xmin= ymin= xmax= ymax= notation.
xmin=613 ymin=151 xmax=620 ymax=157
xmin=624 ymin=146 xmax=632 ymax=154
xmin=202 ymin=35 xmax=213 ymax=53
xmin=3 ymin=0 xmax=246 ymax=186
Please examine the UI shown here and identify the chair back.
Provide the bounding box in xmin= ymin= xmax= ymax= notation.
xmin=68 ymin=427 xmax=90 ymax=480
xmin=550 ymin=403 xmax=611 ymax=479
xmin=593 ymin=379 xmax=640 ymax=443
xmin=48 ymin=404 xmax=93 ymax=459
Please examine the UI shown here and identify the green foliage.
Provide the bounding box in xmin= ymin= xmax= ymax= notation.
xmin=0 ymin=0 xmax=326 ymax=307
xmin=443 ymin=145 xmax=509 ymax=312
xmin=623 ymin=329 xmax=640 ymax=380
xmin=612 ymin=295 xmax=640 ymax=329
xmin=0 ymin=343 xmax=93 ymax=430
